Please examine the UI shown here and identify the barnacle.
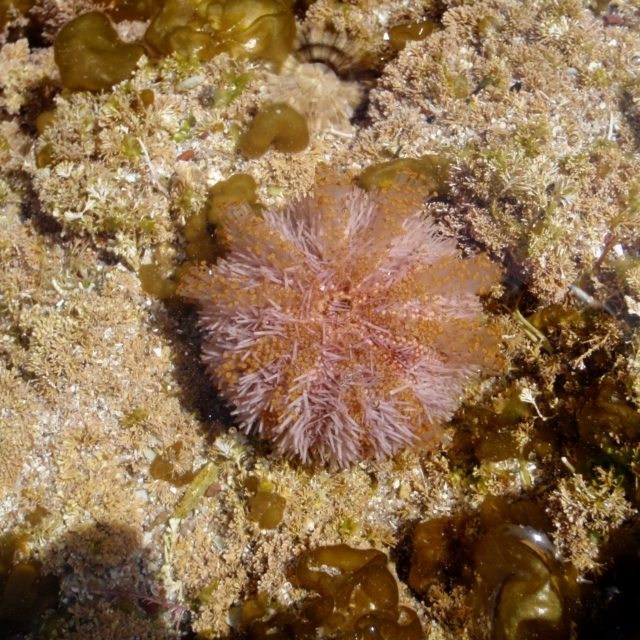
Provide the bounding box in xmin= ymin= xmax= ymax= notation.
xmin=54 ymin=12 xmax=145 ymax=92
xmin=239 ymin=103 xmax=309 ymax=157
xmin=260 ymin=52 xmax=363 ymax=135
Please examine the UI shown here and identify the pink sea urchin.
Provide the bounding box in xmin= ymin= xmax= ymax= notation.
xmin=179 ymin=172 xmax=502 ymax=468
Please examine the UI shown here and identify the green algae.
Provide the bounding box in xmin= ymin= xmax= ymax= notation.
xmin=578 ymin=378 xmax=640 ymax=451
xmin=528 ymin=304 xmax=585 ymax=333
xmin=139 ymin=243 xmax=180 ymax=299
xmin=144 ymin=0 xmax=201 ymax=57
xmin=183 ymin=211 xmax=220 ymax=265
xmin=244 ymin=544 xmax=424 ymax=639
xmin=408 ymin=516 xmax=461 ymax=596
xmin=138 ymin=264 xmax=179 ymax=298
xmin=244 ymin=475 xmax=286 ymax=529
xmin=0 ymin=534 xmax=60 ymax=636
xmin=99 ymin=0 xmax=162 ymax=23
xmin=247 ymin=492 xmax=286 ymax=529
xmin=409 ymin=496 xmax=578 ymax=640
xmin=35 ymin=112 xmax=55 ymax=135
xmin=54 ymin=12 xmax=145 ymax=92
xmin=121 ymin=133 xmax=143 ymax=160
xmin=204 ymin=173 xmax=258 ymax=225
xmin=170 ymin=460 xmax=219 ymax=521
xmin=360 ymin=155 xmax=451 ymax=196
xmin=139 ymin=172 xmax=261 ymax=301
xmin=139 ymin=88 xmax=155 ymax=107
xmin=207 ymin=71 xmax=253 ymax=108
xmin=387 ymin=19 xmax=441 ymax=50
xmin=121 ymin=406 xmax=149 ymax=427
xmin=150 ymin=441 xmax=195 ymax=488
xmin=35 ymin=143 xmax=54 ymax=168
xmin=206 ymin=0 xmax=295 ymax=64
xmin=173 ymin=114 xmax=196 ymax=143
xmin=239 ymin=103 xmax=309 ymax=158
xmin=145 ymin=0 xmax=295 ymax=64
xmin=475 ymin=526 xmax=576 ymax=640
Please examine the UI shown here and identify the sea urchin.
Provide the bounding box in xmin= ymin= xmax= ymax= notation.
xmin=179 ymin=172 xmax=502 ymax=468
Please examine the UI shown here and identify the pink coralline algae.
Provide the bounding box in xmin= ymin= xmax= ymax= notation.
xmin=179 ymin=173 xmax=502 ymax=468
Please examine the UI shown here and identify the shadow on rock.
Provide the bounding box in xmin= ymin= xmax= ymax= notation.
xmin=0 ymin=519 xmax=205 ymax=639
